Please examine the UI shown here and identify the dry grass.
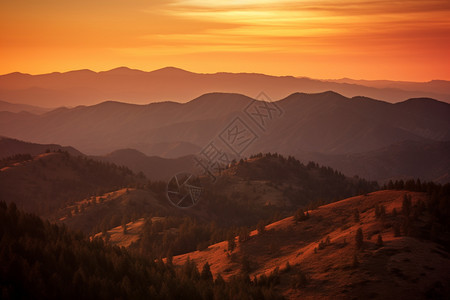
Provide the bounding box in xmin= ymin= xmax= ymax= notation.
xmin=172 ymin=190 xmax=450 ymax=299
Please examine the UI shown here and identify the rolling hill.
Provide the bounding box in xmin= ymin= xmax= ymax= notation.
xmin=171 ymin=190 xmax=450 ymax=299
xmin=0 ymin=137 xmax=196 ymax=181
xmin=89 ymin=153 xmax=378 ymax=258
xmin=0 ymin=151 xmax=144 ymax=216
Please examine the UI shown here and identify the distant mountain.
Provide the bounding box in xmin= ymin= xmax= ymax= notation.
xmin=0 ymin=93 xmax=250 ymax=155
xmin=0 ymin=136 xmax=83 ymax=158
xmin=328 ymin=78 xmax=450 ymax=96
xmin=96 ymin=148 xmax=197 ymax=181
xmin=1 ymin=92 xmax=449 ymax=157
xmin=258 ymin=93 xmax=450 ymax=155
xmin=1 ymin=92 xmax=449 ymax=183
xmin=0 ymin=100 xmax=51 ymax=114
xmin=144 ymin=141 xmax=201 ymax=158
xmin=1 ymin=67 xmax=449 ymax=107
xmin=298 ymin=140 xmax=450 ymax=184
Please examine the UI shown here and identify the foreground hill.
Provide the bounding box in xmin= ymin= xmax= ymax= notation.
xmin=1 ymin=67 xmax=449 ymax=107
xmin=172 ymin=190 xmax=450 ymax=299
xmin=0 ymin=201 xmax=282 ymax=299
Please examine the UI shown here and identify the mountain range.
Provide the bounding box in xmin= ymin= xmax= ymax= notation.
xmin=1 ymin=67 xmax=450 ymax=108
xmin=1 ymin=91 xmax=449 ymax=183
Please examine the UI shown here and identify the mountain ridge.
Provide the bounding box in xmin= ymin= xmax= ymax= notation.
xmin=0 ymin=91 xmax=448 ymax=155
xmin=1 ymin=67 xmax=449 ymax=107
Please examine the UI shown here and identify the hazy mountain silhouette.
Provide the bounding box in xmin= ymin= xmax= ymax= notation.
xmin=329 ymin=78 xmax=450 ymax=96
xmin=95 ymin=148 xmax=197 ymax=180
xmin=0 ymin=100 xmax=51 ymax=114
xmin=1 ymin=92 xmax=449 ymax=183
xmin=1 ymin=67 xmax=449 ymax=107
xmin=299 ymin=140 xmax=450 ymax=184
xmin=1 ymin=92 xmax=449 ymax=157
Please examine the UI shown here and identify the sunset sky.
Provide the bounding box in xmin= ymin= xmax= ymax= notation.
xmin=1 ymin=0 xmax=449 ymax=81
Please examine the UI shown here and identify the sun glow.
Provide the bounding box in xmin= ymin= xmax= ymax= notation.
xmin=0 ymin=0 xmax=449 ymax=80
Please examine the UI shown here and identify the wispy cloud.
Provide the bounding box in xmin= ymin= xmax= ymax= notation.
xmin=151 ymin=0 xmax=450 ymax=53
xmin=1 ymin=0 xmax=449 ymax=79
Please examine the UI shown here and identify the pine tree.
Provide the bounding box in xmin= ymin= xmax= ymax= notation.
xmin=376 ymin=234 xmax=383 ymax=247
xmin=402 ymin=194 xmax=412 ymax=216
xmin=285 ymin=261 xmax=291 ymax=272
xmin=201 ymin=262 xmax=213 ymax=281
xmin=392 ymin=207 xmax=398 ymax=217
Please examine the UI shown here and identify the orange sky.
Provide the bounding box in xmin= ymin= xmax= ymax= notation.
xmin=1 ymin=0 xmax=449 ymax=81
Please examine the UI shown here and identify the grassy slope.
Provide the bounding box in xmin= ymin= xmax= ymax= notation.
xmin=171 ymin=190 xmax=450 ymax=299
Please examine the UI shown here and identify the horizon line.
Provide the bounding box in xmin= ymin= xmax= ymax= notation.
xmin=1 ymin=66 xmax=446 ymax=84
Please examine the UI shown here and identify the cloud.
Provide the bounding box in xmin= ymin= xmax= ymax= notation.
xmin=1 ymin=0 xmax=449 ymax=79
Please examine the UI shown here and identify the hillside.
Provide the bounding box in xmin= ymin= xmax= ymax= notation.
xmin=0 ymin=201 xmax=282 ymax=299
xmin=52 ymin=187 xmax=169 ymax=234
xmin=0 ymin=137 xmax=195 ymax=181
xmin=100 ymin=153 xmax=378 ymax=258
xmin=0 ymin=151 xmax=144 ymax=216
xmin=171 ymin=190 xmax=450 ymax=299
xmin=0 ymin=136 xmax=83 ymax=158
xmin=1 ymin=67 xmax=449 ymax=107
